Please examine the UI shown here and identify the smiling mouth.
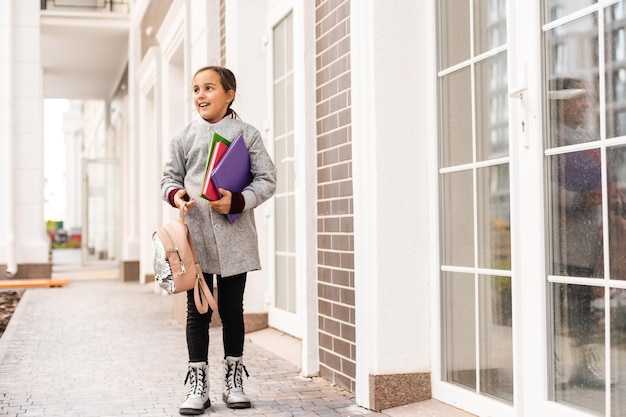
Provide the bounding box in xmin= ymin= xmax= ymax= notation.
xmin=199 ymin=103 xmax=209 ymax=107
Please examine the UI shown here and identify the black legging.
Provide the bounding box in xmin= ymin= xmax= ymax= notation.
xmin=186 ymin=272 xmax=247 ymax=362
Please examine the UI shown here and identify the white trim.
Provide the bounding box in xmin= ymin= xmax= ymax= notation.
xmin=511 ymin=0 xmax=554 ymax=415
xmin=3 ymin=0 xmax=17 ymax=277
xmin=292 ymin=0 xmax=319 ymax=377
xmin=156 ymin=0 xmax=190 ymax=218
xmin=135 ymin=46 xmax=162 ymax=284
xmin=136 ymin=47 xmax=159 ymax=98
xmin=156 ymin=0 xmax=186 ymax=62
xmin=350 ymin=0 xmax=377 ymax=409
xmin=427 ymin=0 xmax=443 ymax=399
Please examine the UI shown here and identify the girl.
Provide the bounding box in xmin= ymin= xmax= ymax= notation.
xmin=161 ymin=66 xmax=276 ymax=415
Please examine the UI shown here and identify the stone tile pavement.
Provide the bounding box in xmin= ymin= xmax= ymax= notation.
xmin=0 ymin=279 xmax=387 ymax=417
xmin=0 ymin=250 xmax=475 ymax=417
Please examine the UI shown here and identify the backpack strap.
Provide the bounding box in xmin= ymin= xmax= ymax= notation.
xmin=180 ymin=204 xmax=218 ymax=314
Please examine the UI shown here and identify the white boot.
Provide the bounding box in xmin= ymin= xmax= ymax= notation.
xmin=179 ymin=362 xmax=211 ymax=415
xmin=222 ymin=356 xmax=251 ymax=409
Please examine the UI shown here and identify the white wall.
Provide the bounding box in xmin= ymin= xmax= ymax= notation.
xmin=352 ymin=0 xmax=434 ymax=407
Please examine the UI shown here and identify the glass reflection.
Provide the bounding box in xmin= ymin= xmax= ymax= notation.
xmin=545 ymin=14 xmax=600 ymax=149
xmin=474 ymin=0 xmax=507 ymax=55
xmin=611 ymin=288 xmax=626 ymax=416
xmin=479 ymin=275 xmax=513 ymax=402
xmin=441 ymin=170 xmax=475 ymax=267
xmin=475 ymin=52 xmax=509 ymax=161
xmin=547 ymin=78 xmax=603 ymax=278
xmin=437 ymin=0 xmax=471 ymax=69
xmin=553 ymin=283 xmax=606 ymax=414
xmin=440 ymin=68 xmax=473 ymax=167
xmin=606 ymin=146 xmax=626 ymax=280
xmin=606 ymin=1 xmax=626 ymax=138
xmin=477 ymin=164 xmax=510 ymax=270
xmin=548 ymin=148 xmax=603 ymax=278
xmin=544 ymin=1 xmax=597 ymax=25
xmin=443 ymin=272 xmax=476 ymax=389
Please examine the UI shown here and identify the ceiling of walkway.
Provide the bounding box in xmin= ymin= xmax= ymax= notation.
xmin=40 ymin=12 xmax=129 ymax=100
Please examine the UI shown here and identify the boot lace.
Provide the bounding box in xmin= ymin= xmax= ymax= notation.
xmin=225 ymin=360 xmax=249 ymax=391
xmin=184 ymin=365 xmax=207 ymax=397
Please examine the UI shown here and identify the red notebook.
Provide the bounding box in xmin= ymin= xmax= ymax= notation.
xmin=201 ymin=141 xmax=228 ymax=200
xmin=200 ymin=132 xmax=231 ymax=201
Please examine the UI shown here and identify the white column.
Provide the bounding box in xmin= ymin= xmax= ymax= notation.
xmin=12 ymin=0 xmax=49 ymax=268
xmin=122 ymin=4 xmax=143 ymax=262
xmin=351 ymin=0 xmax=431 ymax=408
xmin=1 ymin=0 xmax=17 ymax=276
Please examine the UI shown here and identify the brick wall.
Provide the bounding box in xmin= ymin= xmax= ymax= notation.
xmin=315 ymin=0 xmax=355 ymax=393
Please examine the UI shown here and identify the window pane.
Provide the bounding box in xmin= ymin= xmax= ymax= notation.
xmin=479 ymin=275 xmax=513 ymax=402
xmin=477 ymin=164 xmax=510 ymax=270
xmin=274 ymin=17 xmax=287 ymax=78
xmin=274 ymin=80 xmax=286 ymax=137
xmin=552 ymin=283 xmax=606 ymax=413
xmin=440 ymin=68 xmax=473 ymax=167
xmin=474 ymin=0 xmax=507 ymax=55
xmin=276 ymin=253 xmax=296 ymax=312
xmin=273 ymin=11 xmax=296 ymax=316
xmin=441 ymin=170 xmax=475 ymax=267
xmin=547 ymin=150 xmax=604 ymax=278
xmin=544 ymin=1 xmax=598 ymax=25
xmin=606 ymin=145 xmax=626 ymax=280
xmin=437 ymin=0 xmax=471 ymax=69
xmin=443 ymin=271 xmax=476 ymax=389
xmin=544 ymin=14 xmax=600 ymax=149
xmin=611 ymin=288 xmax=626 ymax=416
xmin=275 ymin=196 xmax=289 ymax=251
xmin=475 ymin=52 xmax=509 ymax=161
xmin=605 ymin=1 xmax=626 ymax=139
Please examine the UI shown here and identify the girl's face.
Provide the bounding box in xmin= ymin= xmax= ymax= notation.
xmin=192 ymin=70 xmax=235 ymax=123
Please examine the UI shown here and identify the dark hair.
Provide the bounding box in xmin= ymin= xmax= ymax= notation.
xmin=549 ymin=77 xmax=585 ymax=93
xmin=193 ymin=66 xmax=239 ymax=118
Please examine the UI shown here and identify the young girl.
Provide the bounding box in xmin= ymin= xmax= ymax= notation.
xmin=160 ymin=66 xmax=276 ymax=415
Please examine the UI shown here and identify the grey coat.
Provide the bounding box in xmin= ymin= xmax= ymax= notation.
xmin=161 ymin=114 xmax=277 ymax=277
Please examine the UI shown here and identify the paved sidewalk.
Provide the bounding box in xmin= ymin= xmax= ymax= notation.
xmin=0 ymin=279 xmax=386 ymax=417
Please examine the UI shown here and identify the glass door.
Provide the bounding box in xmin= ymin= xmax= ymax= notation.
xmin=437 ymin=1 xmax=626 ymax=416
xmin=544 ymin=1 xmax=626 ymax=415
xmin=436 ymin=0 xmax=514 ymax=410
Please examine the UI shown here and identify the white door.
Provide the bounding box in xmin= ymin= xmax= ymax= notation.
xmin=269 ymin=9 xmax=299 ymax=336
xmin=435 ymin=1 xmax=626 ymax=416
xmin=542 ymin=0 xmax=626 ymax=415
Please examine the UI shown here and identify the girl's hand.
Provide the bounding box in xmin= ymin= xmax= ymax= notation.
xmin=175 ymin=189 xmax=195 ymax=212
xmin=208 ymin=188 xmax=232 ymax=214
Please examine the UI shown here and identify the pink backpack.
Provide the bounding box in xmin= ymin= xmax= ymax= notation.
xmin=152 ymin=206 xmax=217 ymax=314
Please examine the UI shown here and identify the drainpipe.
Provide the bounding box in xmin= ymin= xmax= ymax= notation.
xmin=4 ymin=0 xmax=17 ymax=278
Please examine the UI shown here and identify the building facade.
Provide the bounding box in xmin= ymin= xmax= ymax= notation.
xmin=2 ymin=0 xmax=626 ymax=416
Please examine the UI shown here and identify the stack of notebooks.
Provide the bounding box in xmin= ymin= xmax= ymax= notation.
xmin=201 ymin=132 xmax=252 ymax=224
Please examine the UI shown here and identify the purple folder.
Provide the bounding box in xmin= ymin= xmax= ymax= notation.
xmin=210 ymin=133 xmax=252 ymax=223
